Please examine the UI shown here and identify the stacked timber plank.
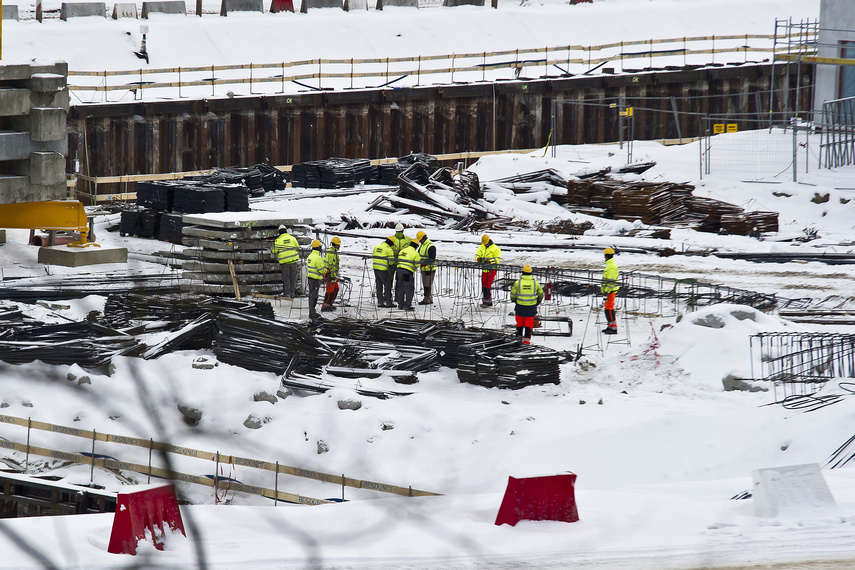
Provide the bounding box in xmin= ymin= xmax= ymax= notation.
xmin=179 ymin=213 xmax=313 ymax=297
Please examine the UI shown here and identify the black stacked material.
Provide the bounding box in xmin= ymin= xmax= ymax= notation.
xmin=137 ymin=209 xmax=161 ymax=238
xmin=173 ymin=187 xmax=225 ymax=214
xmin=291 ymin=162 xmax=322 ymax=188
xmin=378 ymin=163 xmax=405 ymax=185
xmin=429 ymin=329 xmax=500 ymax=367
xmin=119 ymin=210 xmax=141 ymax=236
xmin=213 ymin=311 xmax=333 ymax=375
xmin=318 ymin=337 xmax=439 ymax=373
xmin=457 ymin=338 xmax=560 ymax=389
xmin=103 ymin=292 xmax=272 ymax=329
xmin=363 ymin=319 xmax=440 ymax=344
xmin=223 ymin=185 xmax=250 ymax=212
xmin=399 ymin=153 xmax=441 ymax=174
xmin=158 ymin=213 xmax=184 ymax=244
xmin=136 ymin=181 xmax=175 ymax=211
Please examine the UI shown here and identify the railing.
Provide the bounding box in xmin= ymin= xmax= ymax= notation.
xmin=68 ymin=33 xmax=811 ymax=103
xmin=0 ymin=414 xmax=438 ymax=505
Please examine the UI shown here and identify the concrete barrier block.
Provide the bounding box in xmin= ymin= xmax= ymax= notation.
xmin=0 ymin=65 xmax=33 ymax=82
xmin=2 ymin=5 xmax=19 ymax=20
xmin=112 ymin=2 xmax=139 ymax=17
xmin=221 ymin=0 xmax=263 ymax=14
xmin=31 ymin=89 xmax=71 ymax=111
xmin=142 ymin=1 xmax=187 ymax=17
xmin=0 ymin=175 xmax=65 ymax=204
xmin=29 ymin=152 xmax=66 ymax=186
xmin=443 ymin=0 xmax=484 ymax=6
xmin=39 ymin=245 xmax=129 ymax=267
xmin=30 ymin=108 xmax=68 ymax=142
xmin=0 ymin=88 xmax=32 ymax=117
xmin=27 ymin=74 xmax=67 ymax=94
xmin=31 ymin=62 xmax=69 ymax=77
xmin=0 ymin=131 xmax=33 ymax=161
xmin=269 ymin=0 xmax=294 ymax=11
xmin=752 ymin=463 xmax=838 ymax=518
xmin=60 ymin=2 xmax=107 ymax=19
xmin=377 ymin=0 xmax=417 ymax=7
xmin=301 ymin=0 xmax=342 ymax=10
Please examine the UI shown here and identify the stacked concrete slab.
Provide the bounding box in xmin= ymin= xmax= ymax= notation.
xmin=180 ymin=213 xmax=313 ymax=296
xmin=0 ymin=62 xmax=69 ymax=205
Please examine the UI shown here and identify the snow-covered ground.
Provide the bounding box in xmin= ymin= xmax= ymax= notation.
xmin=4 ymin=0 xmax=855 ymax=568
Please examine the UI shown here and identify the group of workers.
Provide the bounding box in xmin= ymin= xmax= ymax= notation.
xmin=273 ymin=224 xmax=621 ymax=338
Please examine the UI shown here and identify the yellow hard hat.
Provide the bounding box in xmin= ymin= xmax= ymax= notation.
xmin=311 ymin=239 xmax=321 ymax=248
xmin=331 ymin=236 xmax=341 ymax=246
xmin=522 ymin=265 xmax=532 ymax=274
xmin=604 ymin=247 xmax=615 ymax=255
xmin=481 ymin=234 xmax=490 ymax=245
xmin=386 ymin=236 xmax=395 ymax=245
xmin=411 ymin=239 xmax=419 ymax=247
xmin=416 ymin=230 xmax=426 ymax=241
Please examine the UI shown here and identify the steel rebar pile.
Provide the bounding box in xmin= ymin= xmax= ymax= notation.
xmin=456 ymin=337 xmax=560 ymax=389
xmin=103 ymin=293 xmax=272 ymax=329
xmin=213 ymin=311 xmax=333 ymax=374
xmin=0 ymin=321 xmax=141 ymax=368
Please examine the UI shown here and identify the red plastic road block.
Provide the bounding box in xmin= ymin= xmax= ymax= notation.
xmin=269 ymin=0 xmax=294 ymax=11
xmin=495 ymin=473 xmax=579 ymax=526
xmin=107 ymin=484 xmax=186 ymax=555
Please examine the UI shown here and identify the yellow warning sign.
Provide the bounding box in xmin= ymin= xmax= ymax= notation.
xmin=619 ymin=107 xmax=633 ymax=117
xmin=726 ymin=124 xmax=738 ymax=133
xmin=713 ymin=124 xmax=725 ymax=134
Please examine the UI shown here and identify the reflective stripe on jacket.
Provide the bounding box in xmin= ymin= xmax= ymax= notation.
xmin=418 ymin=238 xmax=436 ymax=272
xmin=601 ymin=258 xmax=620 ymax=294
xmin=307 ymin=250 xmax=326 ymax=281
xmin=475 ymin=243 xmax=502 ymax=272
xmin=397 ymin=245 xmax=420 ymax=273
xmin=271 ymin=233 xmax=299 ymax=264
xmin=324 ymin=247 xmax=340 ymax=280
xmin=372 ymin=242 xmax=393 ymax=271
xmin=511 ymin=275 xmax=544 ymax=306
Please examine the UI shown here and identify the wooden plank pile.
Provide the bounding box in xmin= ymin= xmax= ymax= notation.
xmin=179 ymin=213 xmax=313 ymax=297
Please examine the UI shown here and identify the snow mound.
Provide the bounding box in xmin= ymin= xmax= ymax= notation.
xmin=657 ymin=304 xmax=797 ymax=390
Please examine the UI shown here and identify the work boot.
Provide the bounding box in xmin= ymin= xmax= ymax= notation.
xmin=481 ymin=299 xmax=493 ymax=308
xmin=404 ymin=306 xmax=415 ymax=311
xmin=602 ymin=327 xmax=617 ymax=335
xmin=385 ymin=301 xmax=395 ymax=308
xmin=418 ymin=298 xmax=431 ymax=305
xmin=321 ymin=305 xmax=336 ymax=312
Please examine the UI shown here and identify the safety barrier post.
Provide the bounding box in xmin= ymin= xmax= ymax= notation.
xmin=341 ymin=474 xmax=345 ymax=501
xmin=178 ymin=67 xmax=182 ymax=98
xmin=275 ymin=462 xmax=279 ymax=505
xmin=211 ymin=65 xmax=215 ymax=97
xmin=25 ymin=418 xmax=31 ymax=473
xmin=90 ymin=430 xmax=96 ymax=486
xmin=249 ymin=63 xmax=254 ymax=95
xmin=147 ymin=438 xmax=153 ymax=483
xmin=214 ymin=451 xmax=220 ymax=502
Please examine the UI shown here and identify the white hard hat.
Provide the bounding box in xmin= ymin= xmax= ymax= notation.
xmin=278 ymin=225 xmax=288 ymax=232
xmin=395 ymin=223 xmax=404 ymax=232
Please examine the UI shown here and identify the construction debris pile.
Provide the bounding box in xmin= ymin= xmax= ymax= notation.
xmin=118 ymin=164 xmax=287 ymax=244
xmin=565 ymin=169 xmax=778 ymax=235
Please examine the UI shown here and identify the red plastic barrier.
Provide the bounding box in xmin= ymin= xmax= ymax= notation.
xmin=494 ymin=472 xmax=579 ymax=526
xmin=269 ymin=0 xmax=294 ymax=11
xmin=107 ymin=484 xmax=186 ymax=555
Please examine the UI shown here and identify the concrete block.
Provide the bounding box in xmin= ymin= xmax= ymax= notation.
xmin=301 ymin=0 xmax=341 ymax=9
xmin=38 ymin=245 xmax=128 ymax=267
xmin=142 ymin=1 xmax=187 ymax=17
xmin=29 ymin=152 xmax=66 ymax=186
xmin=0 ymin=230 xmax=6 ymax=244
xmin=0 ymin=88 xmax=32 ymax=117
xmin=377 ymin=0 xmax=417 ymax=7
xmin=0 ymin=174 xmax=65 ymax=204
xmin=752 ymin=463 xmax=838 ymax=518
xmin=0 ymin=65 xmax=33 ymax=82
xmin=27 ymin=74 xmax=67 ymax=94
xmin=31 ymin=89 xmax=70 ymax=111
xmin=0 ymin=131 xmax=34 ymax=161
xmin=2 ymin=5 xmax=19 ymax=19
xmin=112 ymin=2 xmax=139 ymax=18
xmin=221 ymin=0 xmax=263 ymax=14
xmin=30 ymin=108 xmax=68 ymax=142
xmin=60 ymin=2 xmax=107 ymax=19
xmin=443 ymin=0 xmax=484 ymax=5
xmin=31 ymin=62 xmax=68 ymax=77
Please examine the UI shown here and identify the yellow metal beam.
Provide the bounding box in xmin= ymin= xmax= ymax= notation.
xmin=777 ymin=54 xmax=855 ymax=66
xmin=0 ymin=200 xmax=92 ymax=245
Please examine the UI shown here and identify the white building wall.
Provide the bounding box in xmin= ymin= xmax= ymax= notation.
xmin=814 ymin=0 xmax=855 ymax=111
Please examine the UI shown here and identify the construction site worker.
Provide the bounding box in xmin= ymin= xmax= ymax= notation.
xmin=475 ymin=234 xmax=502 ymax=307
xmin=271 ymin=225 xmax=299 ymax=299
xmin=395 ymin=238 xmax=421 ymax=311
xmin=372 ymin=236 xmax=395 ymax=308
xmin=322 ymin=236 xmax=341 ymax=312
xmin=389 ymin=222 xmax=409 ymax=296
xmin=601 ymin=247 xmax=620 ymax=335
xmin=415 ymin=230 xmax=437 ymax=305
xmin=306 ymin=239 xmax=326 ymax=320
xmin=510 ymin=265 xmax=544 ymax=345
